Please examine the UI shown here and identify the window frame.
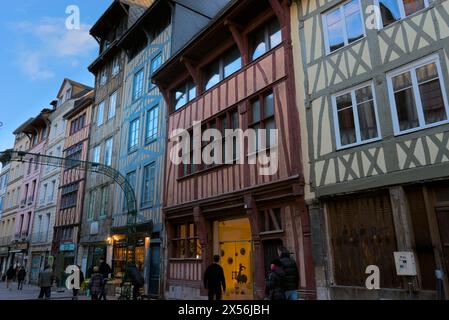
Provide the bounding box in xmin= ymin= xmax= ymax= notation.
xmin=133 ymin=68 xmax=145 ymax=101
xmin=173 ymin=79 xmax=197 ymax=111
xmin=332 ymin=81 xmax=382 ymax=150
xmin=145 ymin=105 xmax=159 ymax=145
xmin=108 ymin=91 xmax=118 ymax=120
xmin=387 ymin=54 xmax=449 ymax=136
xmin=112 ymin=55 xmax=121 ymax=77
xmin=373 ymin=0 xmax=430 ymax=29
xmin=322 ymin=0 xmax=366 ymax=55
xmin=249 ymin=17 xmax=283 ymax=62
xmin=149 ymin=52 xmax=163 ymax=90
xmin=97 ymin=101 xmax=105 ymax=127
xmin=203 ymin=46 xmax=242 ymax=91
xmin=128 ymin=118 xmax=140 ymax=153
xmin=141 ymin=163 xmax=156 ymax=208
xmin=104 ymin=137 xmax=113 ymax=166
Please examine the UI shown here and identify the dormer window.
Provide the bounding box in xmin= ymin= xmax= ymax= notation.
xmin=65 ymin=88 xmax=72 ymax=101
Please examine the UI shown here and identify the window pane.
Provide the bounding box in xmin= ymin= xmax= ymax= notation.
xmin=336 ymin=93 xmax=356 ymax=145
xmin=416 ymin=63 xmax=438 ymax=83
xmin=419 ymin=79 xmax=447 ymax=125
xmin=146 ymin=107 xmax=159 ymax=141
xmin=223 ymin=47 xmax=242 ymax=78
xmin=403 ymin=0 xmax=425 ymax=17
xmin=174 ymin=86 xmax=187 ymax=110
xmin=394 ymin=87 xmax=419 ymax=131
xmin=97 ymin=102 xmax=105 ymax=126
xmin=269 ymin=19 xmax=282 ymax=48
xmin=264 ymin=93 xmax=275 ymax=118
xmin=357 ymin=100 xmax=379 ymax=140
xmin=344 ymin=1 xmax=363 ymax=43
xmin=252 ymin=99 xmax=261 ymax=123
xmin=251 ymin=28 xmax=267 ymax=61
xmin=265 ymin=118 xmax=276 ymax=148
xmin=188 ymin=81 xmax=196 ymax=102
xmin=326 ymin=10 xmax=345 ymax=52
xmin=393 ymin=71 xmax=412 ymax=91
xmin=133 ymin=70 xmax=144 ymax=100
xmin=379 ymin=0 xmax=401 ymax=27
xmin=108 ymin=92 xmax=117 ymax=119
xmin=204 ymin=61 xmax=220 ymax=90
xmin=151 ymin=53 xmax=162 ymax=72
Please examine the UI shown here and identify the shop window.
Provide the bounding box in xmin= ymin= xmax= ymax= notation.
xmin=171 ymin=222 xmax=201 ymax=259
xmin=387 ymin=55 xmax=449 ymax=135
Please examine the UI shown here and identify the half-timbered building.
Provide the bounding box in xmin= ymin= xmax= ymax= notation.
xmin=153 ymin=0 xmax=315 ymax=300
xmin=292 ymin=0 xmax=449 ymax=299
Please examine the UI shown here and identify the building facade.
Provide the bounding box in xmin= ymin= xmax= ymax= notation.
xmin=154 ymin=0 xmax=315 ymax=300
xmin=114 ymin=0 xmax=230 ymax=298
xmin=0 ymin=153 xmax=11 ymax=276
xmin=12 ymin=110 xmax=52 ymax=271
xmin=80 ymin=0 xmax=153 ymax=282
xmin=292 ymin=0 xmax=449 ymax=299
xmin=0 ymin=133 xmax=29 ymax=277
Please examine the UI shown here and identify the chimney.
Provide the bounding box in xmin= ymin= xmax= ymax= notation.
xmin=50 ymin=100 xmax=58 ymax=110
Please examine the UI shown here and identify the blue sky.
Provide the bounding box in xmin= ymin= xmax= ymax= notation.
xmin=0 ymin=0 xmax=112 ymax=153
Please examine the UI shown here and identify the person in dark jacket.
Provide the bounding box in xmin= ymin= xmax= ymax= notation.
xmin=98 ymin=258 xmax=112 ymax=300
xmin=278 ymin=246 xmax=299 ymax=300
xmin=88 ymin=266 xmax=104 ymax=300
xmin=204 ymin=255 xmax=226 ymax=301
xmin=127 ymin=263 xmax=144 ymax=300
xmin=266 ymin=258 xmax=286 ymax=300
xmin=38 ymin=265 xmax=54 ymax=299
xmin=17 ymin=266 xmax=26 ymax=290
xmin=6 ymin=266 xmax=15 ymax=290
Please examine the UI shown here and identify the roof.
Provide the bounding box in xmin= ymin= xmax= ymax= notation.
xmin=56 ymin=78 xmax=93 ymax=99
xmin=13 ymin=109 xmax=53 ymax=135
xmin=63 ymin=90 xmax=95 ymax=120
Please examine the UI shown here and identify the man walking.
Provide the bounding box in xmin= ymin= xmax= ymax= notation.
xmin=38 ymin=265 xmax=54 ymax=299
xmin=6 ymin=265 xmax=15 ymax=290
xmin=98 ymin=258 xmax=112 ymax=300
xmin=278 ymin=246 xmax=299 ymax=300
xmin=17 ymin=266 xmax=26 ymax=290
xmin=204 ymin=255 xmax=226 ymax=301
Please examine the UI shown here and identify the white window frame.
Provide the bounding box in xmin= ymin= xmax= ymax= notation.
xmin=108 ymin=91 xmax=117 ymax=120
xmin=374 ymin=0 xmax=430 ymax=29
xmin=322 ymin=0 xmax=366 ymax=55
xmin=104 ymin=137 xmax=113 ymax=166
xmin=332 ymin=81 xmax=382 ymax=150
xmin=387 ymin=54 xmax=449 ymax=136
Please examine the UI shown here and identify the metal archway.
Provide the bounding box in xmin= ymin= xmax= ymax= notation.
xmin=0 ymin=149 xmax=141 ymax=298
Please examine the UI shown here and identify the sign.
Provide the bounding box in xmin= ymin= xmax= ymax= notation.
xmin=60 ymin=243 xmax=76 ymax=252
xmin=394 ymin=251 xmax=417 ymax=276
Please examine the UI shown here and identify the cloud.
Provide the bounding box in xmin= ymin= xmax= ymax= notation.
xmin=8 ymin=17 xmax=96 ymax=81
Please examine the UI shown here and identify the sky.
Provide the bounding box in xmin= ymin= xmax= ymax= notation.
xmin=0 ymin=0 xmax=112 ymax=154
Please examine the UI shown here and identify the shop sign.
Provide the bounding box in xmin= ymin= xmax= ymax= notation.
xmin=60 ymin=243 xmax=75 ymax=252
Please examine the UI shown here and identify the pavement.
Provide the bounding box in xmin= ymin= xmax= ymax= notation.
xmin=0 ymin=281 xmax=116 ymax=300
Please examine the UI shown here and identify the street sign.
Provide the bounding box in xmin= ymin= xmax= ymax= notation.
xmin=60 ymin=243 xmax=75 ymax=252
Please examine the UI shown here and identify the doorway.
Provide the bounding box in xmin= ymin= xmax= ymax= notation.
xmin=436 ymin=208 xmax=449 ymax=276
xmin=148 ymin=243 xmax=160 ymax=297
xmin=214 ymin=218 xmax=253 ymax=300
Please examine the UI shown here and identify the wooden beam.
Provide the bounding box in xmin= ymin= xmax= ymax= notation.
xmin=268 ymin=0 xmax=286 ymax=26
xmin=180 ymin=56 xmax=201 ymax=89
xmin=224 ymin=19 xmax=248 ymax=65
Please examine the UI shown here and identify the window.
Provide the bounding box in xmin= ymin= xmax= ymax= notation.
xmin=123 ymin=171 xmax=136 ymax=211
xmin=65 ymin=143 xmax=83 ymax=167
xmin=70 ymin=114 xmax=86 ymax=135
xmin=173 ymin=79 xmax=196 ymax=110
xmin=388 ymin=55 xmax=449 ymax=134
xmin=87 ymin=190 xmax=96 ymax=220
xmin=99 ymin=186 xmax=108 ymax=218
xmin=141 ymin=164 xmax=155 ymax=207
xmin=40 ymin=184 xmax=48 ymax=205
xmin=60 ymin=183 xmax=79 ymax=210
xmin=145 ymin=106 xmax=159 ymax=143
xmin=133 ymin=69 xmax=144 ymax=101
xmin=129 ymin=118 xmax=140 ymax=152
xmin=93 ymin=145 xmax=101 ymax=163
xmin=65 ymin=88 xmax=72 ymax=101
xmin=375 ymin=0 xmax=429 ymax=28
xmin=149 ymin=53 xmax=162 ymax=89
xmin=112 ymin=55 xmax=120 ymax=76
xmin=104 ymin=137 xmax=113 ymax=166
xmin=204 ymin=46 xmax=242 ymax=91
xmin=99 ymin=68 xmax=108 ymax=86
xmin=171 ymin=222 xmax=201 ymax=259
xmin=323 ymin=0 xmax=364 ymax=54
xmin=249 ymin=91 xmax=277 ymax=153
xmin=97 ymin=101 xmax=105 ymax=126
xmin=332 ymin=83 xmax=380 ymax=148
xmin=250 ymin=18 xmax=282 ymax=61
xmin=108 ymin=91 xmax=117 ymax=120
xmin=48 ymin=181 xmax=56 ymax=203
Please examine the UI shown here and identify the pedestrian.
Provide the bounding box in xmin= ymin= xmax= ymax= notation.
xmin=38 ymin=265 xmax=54 ymax=300
xmin=88 ymin=266 xmax=104 ymax=300
xmin=6 ymin=265 xmax=15 ymax=290
xmin=265 ymin=258 xmax=286 ymax=300
xmin=72 ymin=265 xmax=85 ymax=300
xmin=127 ymin=263 xmax=144 ymax=300
xmin=278 ymin=246 xmax=299 ymax=300
xmin=203 ymin=255 xmax=226 ymax=301
xmin=17 ymin=266 xmax=26 ymax=290
xmin=98 ymin=258 xmax=112 ymax=300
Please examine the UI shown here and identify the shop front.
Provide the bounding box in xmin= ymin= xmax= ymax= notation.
xmin=54 ymin=242 xmax=76 ymax=288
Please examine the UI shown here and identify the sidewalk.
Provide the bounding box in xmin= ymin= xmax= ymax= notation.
xmin=0 ymin=281 xmax=116 ymax=300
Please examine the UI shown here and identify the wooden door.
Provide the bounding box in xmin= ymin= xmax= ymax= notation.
xmin=436 ymin=208 xmax=449 ymax=275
